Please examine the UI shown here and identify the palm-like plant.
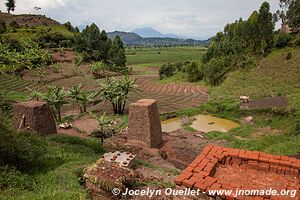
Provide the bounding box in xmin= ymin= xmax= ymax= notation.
xmin=94 ymin=75 xmax=138 ymax=114
xmin=69 ymin=84 xmax=93 ymax=113
xmin=91 ymin=112 xmax=114 ymax=145
xmin=38 ymin=86 xmax=69 ymax=122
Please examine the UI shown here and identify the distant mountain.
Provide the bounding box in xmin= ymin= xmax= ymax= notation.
xmin=107 ymin=31 xmax=210 ymax=46
xmin=132 ymin=27 xmax=182 ymax=39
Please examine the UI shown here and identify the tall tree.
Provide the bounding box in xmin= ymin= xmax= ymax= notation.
xmin=5 ymin=0 xmax=15 ymax=14
xmin=287 ymin=0 xmax=300 ymax=33
xmin=108 ymin=35 xmax=126 ymax=68
xmin=258 ymin=2 xmax=274 ymax=54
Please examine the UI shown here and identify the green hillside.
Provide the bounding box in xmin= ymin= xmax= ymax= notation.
xmin=210 ymin=48 xmax=300 ymax=114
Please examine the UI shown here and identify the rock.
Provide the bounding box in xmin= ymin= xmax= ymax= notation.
xmin=244 ymin=116 xmax=254 ymax=124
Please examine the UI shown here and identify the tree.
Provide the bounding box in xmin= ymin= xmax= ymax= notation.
xmin=108 ymin=35 xmax=127 ymax=68
xmin=287 ymin=0 xmax=300 ymax=33
xmin=5 ymin=0 xmax=15 ymax=14
xmin=35 ymin=86 xmax=69 ymax=122
xmin=94 ymin=76 xmax=138 ymax=114
xmin=99 ymin=30 xmax=111 ymax=62
xmin=258 ymin=2 xmax=274 ymax=54
xmin=69 ymin=84 xmax=93 ymax=113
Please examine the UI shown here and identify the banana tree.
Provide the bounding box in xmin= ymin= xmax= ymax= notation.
xmin=69 ymin=83 xmax=93 ymax=113
xmin=94 ymin=76 xmax=139 ymax=114
xmin=38 ymin=85 xmax=69 ymax=122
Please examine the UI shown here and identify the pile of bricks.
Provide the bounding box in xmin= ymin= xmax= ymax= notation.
xmin=175 ymin=144 xmax=300 ymax=200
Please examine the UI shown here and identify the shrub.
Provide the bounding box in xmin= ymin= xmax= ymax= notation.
xmin=273 ymin=32 xmax=291 ymax=48
xmin=204 ymin=57 xmax=228 ymax=86
xmin=0 ymin=91 xmax=13 ymax=116
xmin=0 ymin=122 xmax=47 ymax=173
xmin=159 ymin=63 xmax=176 ymax=79
xmin=286 ymin=51 xmax=292 ymax=60
xmin=0 ymin=38 xmax=52 ymax=73
xmin=289 ymin=34 xmax=300 ymax=47
xmin=186 ymin=62 xmax=204 ymax=82
xmin=0 ymin=166 xmax=35 ymax=190
xmin=0 ymin=20 xmax=6 ymax=34
xmin=9 ymin=21 xmax=19 ymax=29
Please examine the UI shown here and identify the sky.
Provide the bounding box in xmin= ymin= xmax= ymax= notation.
xmin=0 ymin=0 xmax=280 ymax=39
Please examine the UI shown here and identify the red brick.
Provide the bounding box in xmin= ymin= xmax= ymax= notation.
xmin=210 ymin=157 xmax=219 ymax=163
xmin=248 ymin=152 xmax=259 ymax=160
xmin=182 ymin=177 xmax=197 ymax=188
xmin=194 ymin=182 xmax=207 ymax=191
xmin=279 ymin=160 xmax=292 ymax=167
xmin=280 ymin=156 xmax=290 ymax=161
xmin=269 ymin=159 xmax=280 ymax=165
xmin=203 ymin=166 xmax=213 ymax=173
xmin=215 ymin=153 xmax=226 ymax=161
xmin=203 ymin=176 xmax=217 ymax=187
xmin=174 ymin=172 xmax=192 ymax=185
xmin=258 ymin=163 xmax=269 ymax=172
xmin=202 ymin=144 xmax=214 ymax=156
xmin=199 ymin=171 xmax=210 ymax=177
xmin=183 ymin=166 xmax=194 ymax=173
xmin=193 ymin=167 xmax=202 ymax=173
xmin=258 ymin=156 xmax=269 ymax=163
xmin=211 ymin=183 xmax=222 ymax=190
xmin=193 ymin=173 xmax=204 ymax=179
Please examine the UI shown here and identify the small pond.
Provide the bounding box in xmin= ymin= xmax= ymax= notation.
xmin=161 ymin=115 xmax=239 ymax=133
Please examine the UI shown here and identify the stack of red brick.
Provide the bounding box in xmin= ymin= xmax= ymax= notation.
xmin=175 ymin=144 xmax=300 ymax=200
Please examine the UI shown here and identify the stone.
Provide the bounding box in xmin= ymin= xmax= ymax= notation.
xmin=128 ymin=99 xmax=162 ymax=148
xmin=13 ymin=100 xmax=57 ymax=135
xmin=244 ymin=116 xmax=254 ymax=124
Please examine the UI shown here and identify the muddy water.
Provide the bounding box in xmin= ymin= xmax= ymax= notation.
xmin=161 ymin=115 xmax=239 ymax=133
xmin=191 ymin=115 xmax=239 ymax=133
xmin=161 ymin=118 xmax=182 ymax=132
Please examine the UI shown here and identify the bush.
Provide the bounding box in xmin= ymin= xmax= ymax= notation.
xmin=0 ymin=20 xmax=6 ymax=34
xmin=0 ymin=38 xmax=52 ymax=73
xmin=0 ymin=122 xmax=47 ymax=173
xmin=9 ymin=21 xmax=19 ymax=29
xmin=0 ymin=91 xmax=13 ymax=116
xmin=273 ymin=32 xmax=291 ymax=48
xmin=186 ymin=62 xmax=204 ymax=82
xmin=286 ymin=51 xmax=292 ymax=60
xmin=0 ymin=166 xmax=35 ymax=190
xmin=204 ymin=57 xmax=228 ymax=86
xmin=289 ymin=34 xmax=300 ymax=47
xmin=159 ymin=63 xmax=176 ymax=79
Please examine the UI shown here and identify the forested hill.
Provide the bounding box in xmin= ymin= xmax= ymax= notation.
xmin=107 ymin=31 xmax=210 ymax=46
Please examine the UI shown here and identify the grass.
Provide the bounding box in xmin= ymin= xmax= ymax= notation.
xmin=0 ymin=134 xmax=104 ymax=200
xmin=134 ymin=159 xmax=180 ymax=176
xmin=2 ymin=25 xmax=74 ymax=41
xmin=126 ymin=46 xmax=206 ymax=67
xmin=210 ymin=48 xmax=300 ymax=112
xmin=205 ymin=129 xmax=300 ymax=156
xmin=196 ymin=48 xmax=300 ymax=155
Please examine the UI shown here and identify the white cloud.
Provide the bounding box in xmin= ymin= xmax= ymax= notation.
xmin=0 ymin=0 xmax=280 ymax=39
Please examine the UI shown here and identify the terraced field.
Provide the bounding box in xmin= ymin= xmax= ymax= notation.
xmin=1 ymin=62 xmax=209 ymax=114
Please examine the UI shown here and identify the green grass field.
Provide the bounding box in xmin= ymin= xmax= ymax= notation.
xmin=126 ymin=46 xmax=206 ymax=67
xmin=0 ymin=134 xmax=104 ymax=200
